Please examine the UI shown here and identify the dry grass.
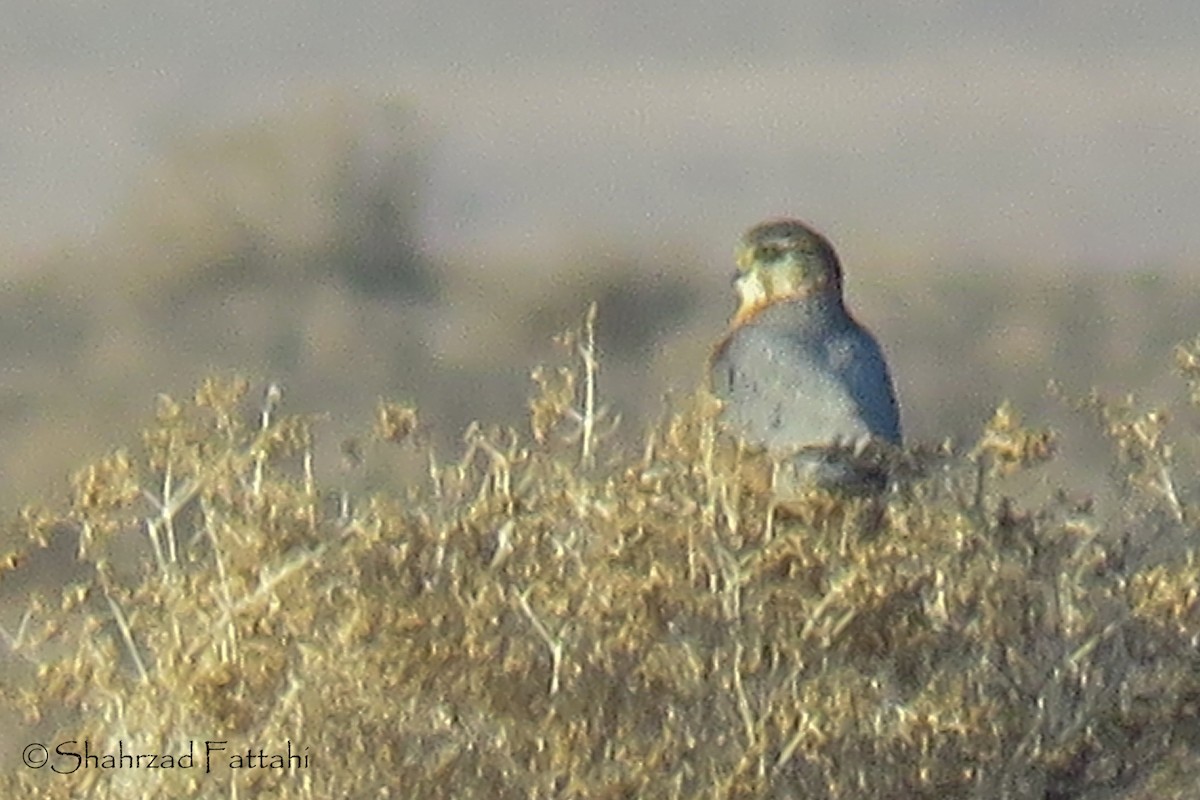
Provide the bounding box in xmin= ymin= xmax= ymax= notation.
xmin=1 ymin=318 xmax=1199 ymax=799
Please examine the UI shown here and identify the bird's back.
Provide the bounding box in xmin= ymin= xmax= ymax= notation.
xmin=710 ymin=298 xmax=901 ymax=453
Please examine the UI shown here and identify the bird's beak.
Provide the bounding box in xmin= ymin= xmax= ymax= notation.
xmin=735 ymin=245 xmax=755 ymax=273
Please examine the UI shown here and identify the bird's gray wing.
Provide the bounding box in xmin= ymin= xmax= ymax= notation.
xmin=823 ymin=324 xmax=902 ymax=445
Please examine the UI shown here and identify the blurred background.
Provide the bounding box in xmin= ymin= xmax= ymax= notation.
xmin=1 ymin=0 xmax=1199 ymax=511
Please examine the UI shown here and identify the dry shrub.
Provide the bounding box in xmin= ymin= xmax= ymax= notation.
xmin=2 ymin=319 xmax=1200 ymax=800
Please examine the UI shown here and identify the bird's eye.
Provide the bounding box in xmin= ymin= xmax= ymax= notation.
xmin=756 ymin=244 xmax=783 ymax=262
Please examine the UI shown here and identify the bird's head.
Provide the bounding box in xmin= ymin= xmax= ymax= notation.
xmin=731 ymin=219 xmax=844 ymax=325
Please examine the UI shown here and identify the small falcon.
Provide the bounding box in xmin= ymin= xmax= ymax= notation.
xmin=709 ymin=218 xmax=902 ymax=493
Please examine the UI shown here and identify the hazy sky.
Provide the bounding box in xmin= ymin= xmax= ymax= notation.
xmin=3 ymin=0 xmax=1198 ymax=271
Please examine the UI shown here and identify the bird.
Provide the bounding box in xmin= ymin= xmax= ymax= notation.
xmin=709 ymin=218 xmax=902 ymax=496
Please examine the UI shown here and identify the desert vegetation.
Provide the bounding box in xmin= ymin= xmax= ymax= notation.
xmin=1 ymin=317 xmax=1199 ymax=798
